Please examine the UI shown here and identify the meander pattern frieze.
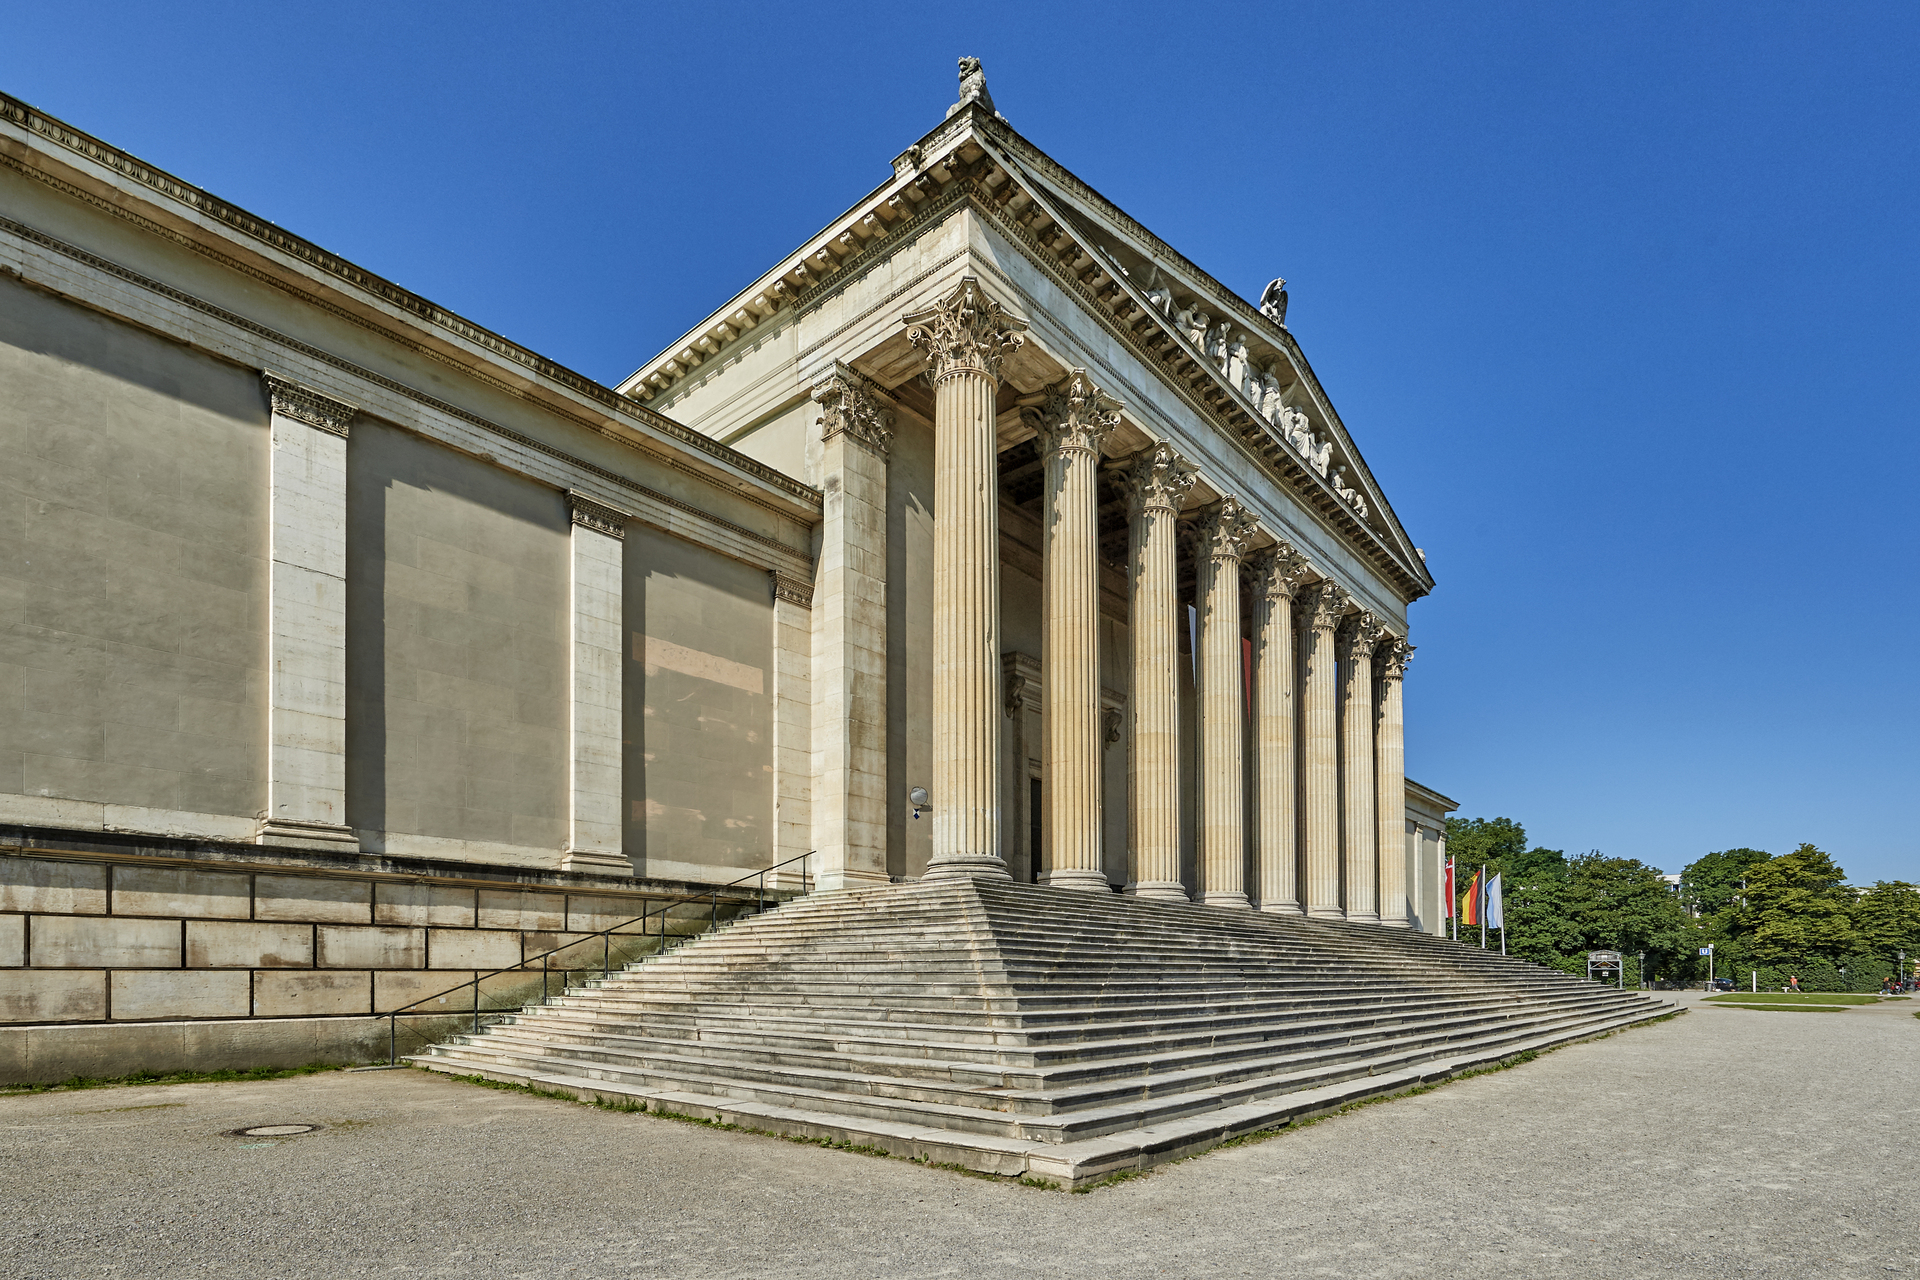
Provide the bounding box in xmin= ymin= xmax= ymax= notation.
xmin=261 ymin=372 xmax=357 ymax=437
xmin=0 ymin=101 xmax=818 ymax=511
xmin=0 ymin=215 xmax=810 ymax=574
xmin=566 ymin=492 xmax=632 ymax=539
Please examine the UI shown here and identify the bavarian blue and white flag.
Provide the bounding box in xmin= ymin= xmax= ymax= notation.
xmin=1486 ymin=873 xmax=1505 ymax=930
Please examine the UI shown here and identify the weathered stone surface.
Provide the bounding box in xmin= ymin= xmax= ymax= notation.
xmin=110 ymin=865 xmax=249 ymax=920
xmin=254 ymin=874 xmax=372 ymax=924
xmin=110 ymin=970 xmax=250 ymax=1020
xmin=426 ymin=929 xmax=522 ymax=970
xmin=185 ymin=920 xmax=313 ymax=969
xmin=0 ymin=969 xmax=104 ymax=1022
xmin=253 ymin=970 xmax=371 ymax=1017
xmin=475 ymin=890 xmax=564 ymax=932
xmin=0 ymin=858 xmax=106 ymax=915
xmin=374 ymin=883 xmax=476 ymax=928
xmin=32 ymin=916 xmax=180 ymax=969
xmin=317 ymin=925 xmax=424 ymax=970
xmin=0 ymin=913 xmax=21 ymax=967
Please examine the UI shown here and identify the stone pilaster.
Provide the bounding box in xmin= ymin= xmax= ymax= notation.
xmin=1249 ymin=544 xmax=1306 ymax=913
xmin=1299 ymin=580 xmax=1350 ymax=917
xmin=1338 ymin=611 xmax=1386 ymax=922
xmin=770 ymin=570 xmax=814 ymax=889
xmin=1192 ymin=498 xmax=1259 ymax=908
xmin=1028 ymin=371 xmax=1121 ymax=892
xmin=561 ymin=493 xmax=633 ymax=874
xmin=905 ymin=278 xmax=1025 ymax=881
xmin=258 ymin=373 xmax=358 ymax=852
xmin=1122 ymin=444 xmax=1195 ymax=899
xmin=1374 ymin=637 xmax=1413 ymax=927
xmin=809 ymin=364 xmax=893 ymax=891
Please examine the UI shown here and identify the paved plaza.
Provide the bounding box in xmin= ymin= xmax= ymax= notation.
xmin=2 ymin=993 xmax=1914 ymax=1279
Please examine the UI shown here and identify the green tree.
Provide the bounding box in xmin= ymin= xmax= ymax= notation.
xmin=1445 ymin=816 xmax=1529 ymax=875
xmin=1562 ymin=853 xmax=1694 ymax=971
xmin=1728 ymin=843 xmax=1857 ymax=963
xmin=1853 ymin=881 xmax=1920 ymax=962
xmin=1501 ymin=849 xmax=1580 ymax=964
xmin=1680 ymin=848 xmax=1771 ymax=918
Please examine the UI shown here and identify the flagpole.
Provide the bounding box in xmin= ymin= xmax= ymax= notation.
xmin=1479 ymin=864 xmax=1486 ymax=949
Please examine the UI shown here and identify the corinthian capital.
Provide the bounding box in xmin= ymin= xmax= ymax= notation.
xmin=1194 ymin=497 xmax=1260 ymax=564
xmin=1301 ymin=580 xmax=1351 ymax=631
xmin=903 ymin=277 xmax=1027 ymax=383
xmin=812 ymin=362 xmax=894 ymax=456
xmin=1248 ymin=542 xmax=1309 ymax=599
xmin=1124 ymin=442 xmax=1196 ymax=518
xmin=1377 ymin=635 xmax=1414 ymax=681
xmin=262 ymin=372 xmax=356 ymax=438
xmin=1338 ymin=611 xmax=1387 ymax=662
xmin=1025 ymin=369 xmax=1122 ymax=457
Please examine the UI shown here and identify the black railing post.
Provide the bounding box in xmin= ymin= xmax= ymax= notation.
xmin=472 ymin=979 xmax=479 ymax=1034
xmin=711 ymin=890 xmax=717 ymax=933
xmin=603 ymin=931 xmax=610 ymax=978
xmin=389 ymin=1015 xmax=396 ymax=1067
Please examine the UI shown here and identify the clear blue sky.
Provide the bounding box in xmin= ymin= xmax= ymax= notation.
xmin=7 ymin=3 xmax=1915 ymax=882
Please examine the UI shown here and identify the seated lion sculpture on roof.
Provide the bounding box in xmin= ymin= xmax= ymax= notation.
xmin=948 ymin=56 xmax=1005 ymax=121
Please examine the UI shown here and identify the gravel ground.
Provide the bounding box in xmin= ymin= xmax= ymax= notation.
xmin=2 ymin=992 xmax=1915 ymax=1279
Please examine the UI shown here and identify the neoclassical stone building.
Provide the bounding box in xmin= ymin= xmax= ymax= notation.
xmin=0 ymin=67 xmax=1453 ymax=1082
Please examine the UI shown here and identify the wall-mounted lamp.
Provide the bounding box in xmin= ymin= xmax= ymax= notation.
xmin=908 ymin=786 xmax=930 ymax=820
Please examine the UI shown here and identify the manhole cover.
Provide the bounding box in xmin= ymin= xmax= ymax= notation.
xmin=234 ymin=1124 xmax=317 ymax=1137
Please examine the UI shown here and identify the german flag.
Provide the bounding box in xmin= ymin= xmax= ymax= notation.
xmin=1460 ymin=868 xmax=1482 ymax=927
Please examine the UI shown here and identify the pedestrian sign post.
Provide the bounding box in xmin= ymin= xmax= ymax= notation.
xmin=1587 ymin=950 xmax=1623 ymax=989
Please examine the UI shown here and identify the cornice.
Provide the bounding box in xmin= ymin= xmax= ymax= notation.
xmin=262 ymin=372 xmax=356 ymax=437
xmin=566 ymin=492 xmax=632 ymax=539
xmin=0 ymin=93 xmax=819 ymax=516
xmin=1 ymin=214 xmax=807 ymax=569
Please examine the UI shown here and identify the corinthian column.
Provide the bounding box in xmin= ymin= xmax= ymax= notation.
xmin=1028 ymin=371 xmax=1122 ymax=891
xmin=1249 ymin=544 xmax=1306 ymax=913
xmin=1299 ymin=580 xmax=1350 ymax=917
xmin=1122 ymin=444 xmax=1195 ymax=899
xmin=905 ymin=278 xmax=1026 ymax=881
xmin=1193 ymin=498 xmax=1259 ymax=908
xmin=1339 ymin=611 xmax=1387 ymax=922
xmin=1375 ymin=637 xmax=1414 ymax=927
xmin=810 ymin=364 xmax=893 ymax=891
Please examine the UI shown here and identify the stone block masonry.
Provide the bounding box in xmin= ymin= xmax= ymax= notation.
xmin=0 ymin=845 xmax=761 ymax=1084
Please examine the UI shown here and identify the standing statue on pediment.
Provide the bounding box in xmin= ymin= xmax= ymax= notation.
xmin=1206 ymin=323 xmax=1231 ymax=372
xmin=1259 ymin=278 xmax=1289 ymax=327
xmin=1225 ymin=333 xmax=1252 ymax=395
xmin=1331 ymin=465 xmax=1369 ymax=518
xmin=1176 ymin=307 xmax=1209 ymax=350
xmin=1144 ymin=267 xmax=1175 ymax=317
xmin=1308 ymin=433 xmax=1332 ymax=477
xmin=1258 ymin=369 xmax=1285 ymax=422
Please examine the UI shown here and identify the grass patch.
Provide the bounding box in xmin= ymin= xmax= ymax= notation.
xmin=1705 ymin=1002 xmax=1850 ymax=1013
xmin=1704 ymin=992 xmax=1879 ymax=1006
xmin=1 ymin=1061 xmax=352 ymax=1097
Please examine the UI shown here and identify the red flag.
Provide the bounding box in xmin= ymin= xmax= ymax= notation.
xmin=1443 ymin=858 xmax=1455 ymax=918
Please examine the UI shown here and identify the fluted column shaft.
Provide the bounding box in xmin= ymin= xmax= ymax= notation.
xmin=1300 ymin=581 xmax=1349 ymax=917
xmin=1123 ymin=445 xmax=1194 ymax=899
xmin=1032 ymin=372 xmax=1121 ymax=891
xmin=1194 ymin=499 xmax=1259 ymax=908
xmin=1375 ymin=638 xmax=1413 ymax=927
xmin=1250 ymin=548 xmax=1305 ymax=913
xmin=906 ymin=279 xmax=1025 ymax=881
xmin=1339 ymin=613 xmax=1385 ymax=922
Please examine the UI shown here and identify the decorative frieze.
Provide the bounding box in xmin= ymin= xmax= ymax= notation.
xmin=812 ymin=363 xmax=895 ymax=457
xmin=262 ymin=372 xmax=356 ymax=437
xmin=904 ymin=277 xmax=1027 ymax=383
xmin=566 ymin=492 xmax=631 ymax=539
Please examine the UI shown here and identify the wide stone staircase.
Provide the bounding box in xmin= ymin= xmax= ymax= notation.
xmin=412 ymin=878 xmax=1676 ymax=1186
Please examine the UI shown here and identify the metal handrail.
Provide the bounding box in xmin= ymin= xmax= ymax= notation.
xmin=383 ymin=851 xmax=813 ymax=1064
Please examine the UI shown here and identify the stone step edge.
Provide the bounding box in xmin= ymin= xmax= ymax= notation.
xmin=412 ymin=1003 xmax=1679 ymax=1189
